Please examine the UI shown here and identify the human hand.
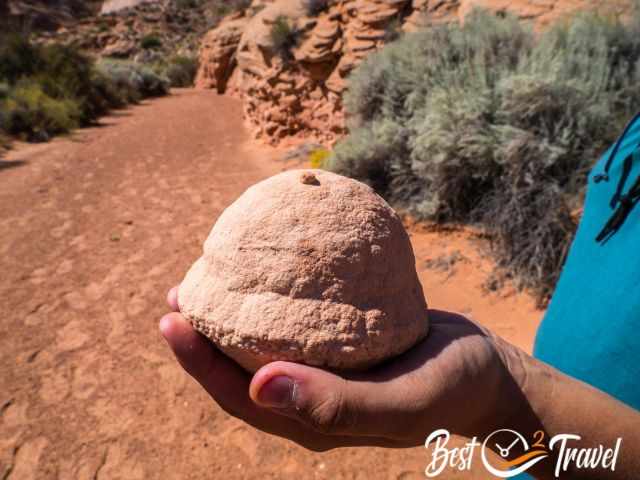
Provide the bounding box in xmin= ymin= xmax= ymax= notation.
xmin=160 ymin=286 xmax=532 ymax=451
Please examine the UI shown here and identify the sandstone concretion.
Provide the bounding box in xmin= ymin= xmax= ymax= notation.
xmin=178 ymin=169 xmax=429 ymax=372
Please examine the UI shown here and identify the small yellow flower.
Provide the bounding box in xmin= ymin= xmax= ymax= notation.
xmin=309 ymin=148 xmax=331 ymax=169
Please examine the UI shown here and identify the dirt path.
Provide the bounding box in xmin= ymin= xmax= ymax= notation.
xmin=0 ymin=89 xmax=543 ymax=480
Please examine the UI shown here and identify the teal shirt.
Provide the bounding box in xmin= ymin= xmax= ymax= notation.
xmin=534 ymin=114 xmax=640 ymax=411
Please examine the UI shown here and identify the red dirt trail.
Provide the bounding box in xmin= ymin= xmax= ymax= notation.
xmin=0 ymin=89 xmax=542 ymax=479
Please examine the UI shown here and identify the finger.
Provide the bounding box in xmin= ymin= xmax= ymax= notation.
xmin=249 ymin=361 xmax=416 ymax=441
xmin=159 ymin=312 xmax=253 ymax=415
xmin=159 ymin=313 xmax=396 ymax=450
xmin=167 ymin=286 xmax=179 ymax=312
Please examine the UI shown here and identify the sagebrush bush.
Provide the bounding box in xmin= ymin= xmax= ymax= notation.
xmin=160 ymin=56 xmax=199 ymax=87
xmin=2 ymin=81 xmax=81 ymax=141
xmin=0 ymin=35 xmax=169 ymax=147
xmin=96 ymin=60 xmax=170 ymax=99
xmin=329 ymin=7 xmax=640 ymax=303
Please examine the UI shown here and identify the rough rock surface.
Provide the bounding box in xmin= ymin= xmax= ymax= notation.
xmin=101 ymin=0 xmax=158 ymax=15
xmin=196 ymin=0 xmax=635 ymax=146
xmin=194 ymin=13 xmax=249 ymax=92
xmin=28 ymin=0 xmax=245 ymax=64
xmin=179 ymin=169 xmax=430 ymax=372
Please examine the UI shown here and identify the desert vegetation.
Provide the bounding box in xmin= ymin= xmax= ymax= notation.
xmin=140 ymin=33 xmax=163 ymax=50
xmin=270 ymin=15 xmax=301 ymax=60
xmin=157 ymin=55 xmax=200 ymax=88
xmin=303 ymin=0 xmax=329 ymax=17
xmin=0 ymin=34 xmax=169 ymax=147
xmin=328 ymin=8 xmax=640 ymax=304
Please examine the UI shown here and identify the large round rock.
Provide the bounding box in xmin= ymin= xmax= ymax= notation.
xmin=178 ymin=169 xmax=429 ymax=372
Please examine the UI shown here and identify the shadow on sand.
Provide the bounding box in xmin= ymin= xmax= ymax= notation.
xmin=0 ymin=159 xmax=26 ymax=171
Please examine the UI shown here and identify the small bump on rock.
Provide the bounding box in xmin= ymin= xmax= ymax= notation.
xmin=300 ymin=172 xmax=320 ymax=185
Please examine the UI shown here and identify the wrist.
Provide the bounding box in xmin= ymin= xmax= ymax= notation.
xmin=457 ymin=338 xmax=547 ymax=441
xmin=495 ymin=339 xmax=554 ymax=433
xmin=493 ymin=340 xmax=561 ymax=479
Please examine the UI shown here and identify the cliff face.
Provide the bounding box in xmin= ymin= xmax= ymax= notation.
xmin=195 ymin=0 xmax=634 ymax=146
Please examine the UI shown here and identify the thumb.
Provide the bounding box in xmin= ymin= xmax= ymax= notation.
xmin=249 ymin=361 xmax=406 ymax=439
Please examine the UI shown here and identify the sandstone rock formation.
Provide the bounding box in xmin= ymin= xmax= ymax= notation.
xmin=101 ymin=0 xmax=158 ymax=15
xmin=32 ymin=0 xmax=237 ymax=63
xmin=196 ymin=0 xmax=634 ymax=146
xmin=179 ymin=169 xmax=430 ymax=372
xmin=194 ymin=13 xmax=249 ymax=92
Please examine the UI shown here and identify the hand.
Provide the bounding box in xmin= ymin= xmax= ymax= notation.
xmin=160 ymin=286 xmax=532 ymax=451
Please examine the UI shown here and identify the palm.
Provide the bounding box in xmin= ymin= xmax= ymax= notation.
xmin=161 ymin=287 xmax=517 ymax=450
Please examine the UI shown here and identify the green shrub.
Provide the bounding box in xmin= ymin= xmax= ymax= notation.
xmin=303 ymin=0 xmax=328 ymax=17
xmin=2 ymin=81 xmax=81 ymax=141
xmin=97 ymin=60 xmax=170 ymax=99
xmin=161 ymin=56 xmax=199 ymax=87
xmin=35 ymin=43 xmax=106 ymax=123
xmin=329 ymin=7 xmax=640 ymax=303
xmin=270 ymin=16 xmax=299 ymax=60
xmin=0 ymin=34 xmax=43 ymax=83
xmin=383 ymin=18 xmax=402 ymax=43
xmin=0 ymin=35 xmax=169 ymax=146
xmin=140 ymin=34 xmax=163 ymax=50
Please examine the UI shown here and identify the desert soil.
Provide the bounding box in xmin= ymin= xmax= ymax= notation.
xmin=0 ymin=89 xmax=543 ymax=479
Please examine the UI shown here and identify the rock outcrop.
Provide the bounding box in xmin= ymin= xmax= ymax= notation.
xmin=196 ymin=0 xmax=634 ymax=146
xmin=32 ymin=0 xmax=239 ymax=63
xmin=100 ymin=0 xmax=159 ymax=15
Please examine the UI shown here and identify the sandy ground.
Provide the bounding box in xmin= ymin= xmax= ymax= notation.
xmin=0 ymin=89 xmax=543 ymax=479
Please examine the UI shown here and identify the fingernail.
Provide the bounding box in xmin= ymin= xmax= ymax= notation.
xmin=159 ymin=315 xmax=173 ymax=338
xmin=257 ymin=376 xmax=295 ymax=409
